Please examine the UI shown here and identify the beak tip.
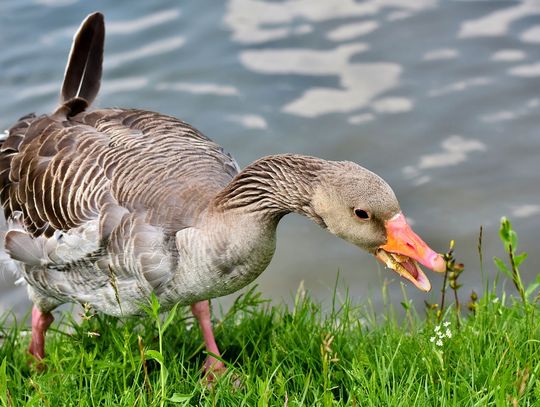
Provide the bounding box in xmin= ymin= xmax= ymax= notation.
xmin=415 ymin=279 xmax=432 ymax=292
xmin=431 ymin=254 xmax=446 ymax=273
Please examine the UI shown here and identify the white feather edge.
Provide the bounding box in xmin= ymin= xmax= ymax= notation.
xmin=2 ymin=212 xmax=100 ymax=272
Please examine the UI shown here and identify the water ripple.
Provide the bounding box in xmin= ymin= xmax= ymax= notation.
xmin=422 ymin=48 xmax=459 ymax=61
xmin=508 ymin=62 xmax=540 ymax=77
xmin=107 ymin=9 xmax=181 ymax=35
xmin=284 ymin=63 xmax=401 ymax=117
xmin=106 ymin=36 xmax=185 ymax=69
xmin=371 ymin=97 xmax=413 ymax=114
xmin=348 ymin=113 xmax=375 ymax=125
xmin=238 ymin=44 xmax=407 ymax=117
xmin=156 ymin=82 xmax=239 ymax=96
xmin=326 ymin=21 xmax=379 ymax=41
xmin=15 ymin=82 xmax=57 ymax=101
xmin=227 ymin=114 xmax=268 ymax=129
xmin=33 ymin=0 xmax=77 ymax=6
xmin=512 ymin=205 xmax=540 ymax=218
xmin=491 ymin=49 xmax=526 ymax=62
xmin=403 ymin=136 xmax=486 ymax=185
xmin=459 ymin=2 xmax=540 ymax=38
xmin=225 ymin=0 xmax=434 ymax=44
xmin=240 ymin=44 xmax=368 ymax=75
xmin=101 ymin=77 xmax=148 ymax=95
xmin=427 ymin=77 xmax=492 ymax=98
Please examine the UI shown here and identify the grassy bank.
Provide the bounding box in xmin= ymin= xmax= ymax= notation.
xmin=1 ymin=219 xmax=539 ymax=406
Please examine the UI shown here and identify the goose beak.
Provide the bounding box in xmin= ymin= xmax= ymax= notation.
xmin=375 ymin=212 xmax=445 ymax=292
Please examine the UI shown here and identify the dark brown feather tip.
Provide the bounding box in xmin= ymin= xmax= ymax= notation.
xmin=60 ymin=12 xmax=105 ymax=106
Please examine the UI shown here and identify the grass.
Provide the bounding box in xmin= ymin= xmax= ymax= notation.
xmin=0 ymin=218 xmax=539 ymax=406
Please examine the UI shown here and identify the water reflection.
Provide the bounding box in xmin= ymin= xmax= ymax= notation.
xmin=107 ymin=10 xmax=180 ymax=35
xmin=156 ymin=82 xmax=239 ymax=96
xmin=101 ymin=77 xmax=148 ymax=95
xmin=403 ymin=136 xmax=486 ymax=186
xmin=227 ymin=114 xmax=268 ymax=130
xmin=491 ymin=49 xmax=526 ymax=62
xmin=106 ymin=36 xmax=185 ymax=69
xmin=225 ymin=0 xmax=435 ymax=44
xmin=509 ymin=63 xmax=540 ymax=78
xmin=459 ymin=2 xmax=540 ymax=38
xmin=327 ymin=21 xmax=379 ymax=41
xmin=240 ymin=44 xmax=402 ymax=117
xmin=422 ymin=48 xmax=459 ymax=61
xmin=427 ymin=77 xmax=492 ymax=98
xmin=512 ymin=205 xmax=540 ymax=219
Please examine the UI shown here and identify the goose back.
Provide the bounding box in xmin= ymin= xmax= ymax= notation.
xmin=1 ymin=108 xmax=240 ymax=238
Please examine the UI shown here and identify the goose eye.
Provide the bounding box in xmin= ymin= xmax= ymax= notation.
xmin=354 ymin=209 xmax=370 ymax=220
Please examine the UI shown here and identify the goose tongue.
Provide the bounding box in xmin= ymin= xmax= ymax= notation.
xmin=375 ymin=212 xmax=445 ymax=292
xmin=401 ymin=256 xmax=419 ymax=279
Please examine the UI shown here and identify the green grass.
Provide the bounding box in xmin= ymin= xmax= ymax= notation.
xmin=1 ymin=219 xmax=539 ymax=406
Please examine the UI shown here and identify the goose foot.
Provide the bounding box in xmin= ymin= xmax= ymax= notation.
xmin=28 ymin=306 xmax=54 ymax=366
xmin=202 ymin=356 xmax=227 ymax=383
xmin=202 ymin=356 xmax=242 ymax=388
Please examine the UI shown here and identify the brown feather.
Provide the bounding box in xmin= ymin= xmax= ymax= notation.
xmin=60 ymin=12 xmax=104 ymax=106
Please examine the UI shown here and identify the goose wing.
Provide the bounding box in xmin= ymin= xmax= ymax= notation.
xmin=1 ymin=108 xmax=239 ymax=238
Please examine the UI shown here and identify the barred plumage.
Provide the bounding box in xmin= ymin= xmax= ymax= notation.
xmin=1 ymin=12 xmax=444 ymax=373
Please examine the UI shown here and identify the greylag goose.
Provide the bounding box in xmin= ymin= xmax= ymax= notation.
xmin=0 ymin=13 xmax=445 ymax=376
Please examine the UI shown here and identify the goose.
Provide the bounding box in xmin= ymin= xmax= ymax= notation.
xmin=0 ymin=12 xmax=445 ymax=377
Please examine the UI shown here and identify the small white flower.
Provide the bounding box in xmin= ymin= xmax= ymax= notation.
xmin=445 ymin=329 xmax=452 ymax=338
xmin=436 ymin=339 xmax=443 ymax=346
xmin=437 ymin=331 xmax=445 ymax=338
xmin=434 ymin=325 xmax=441 ymax=332
xmin=443 ymin=321 xmax=451 ymax=327
xmin=430 ymin=336 xmax=436 ymax=342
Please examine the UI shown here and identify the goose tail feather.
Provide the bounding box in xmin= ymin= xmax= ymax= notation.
xmin=58 ymin=12 xmax=104 ymax=114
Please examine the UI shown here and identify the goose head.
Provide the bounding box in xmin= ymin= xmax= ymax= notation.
xmin=312 ymin=161 xmax=445 ymax=291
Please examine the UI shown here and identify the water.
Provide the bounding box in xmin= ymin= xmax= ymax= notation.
xmin=1 ymin=0 xmax=539 ymax=320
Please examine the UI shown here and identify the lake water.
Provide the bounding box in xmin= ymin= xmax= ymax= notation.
xmin=1 ymin=0 xmax=539 ymax=321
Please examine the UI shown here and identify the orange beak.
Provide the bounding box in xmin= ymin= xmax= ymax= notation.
xmin=375 ymin=212 xmax=445 ymax=291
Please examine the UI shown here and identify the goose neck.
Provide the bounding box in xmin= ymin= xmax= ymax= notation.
xmin=212 ymin=154 xmax=331 ymax=225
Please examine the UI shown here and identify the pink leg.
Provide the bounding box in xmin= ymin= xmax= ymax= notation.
xmin=28 ymin=306 xmax=54 ymax=360
xmin=190 ymin=300 xmax=225 ymax=378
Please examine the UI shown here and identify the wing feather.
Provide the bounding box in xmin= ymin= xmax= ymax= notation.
xmin=0 ymin=109 xmax=239 ymax=241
